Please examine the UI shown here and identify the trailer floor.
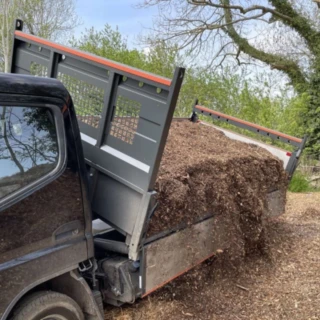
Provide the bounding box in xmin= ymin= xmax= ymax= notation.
xmin=105 ymin=192 xmax=320 ymax=320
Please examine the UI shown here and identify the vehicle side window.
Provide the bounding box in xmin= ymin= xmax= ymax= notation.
xmin=0 ymin=106 xmax=59 ymax=199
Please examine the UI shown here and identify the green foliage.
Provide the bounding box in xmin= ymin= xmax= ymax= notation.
xmin=70 ymin=25 xmax=145 ymax=68
xmin=70 ymin=26 xmax=184 ymax=78
xmin=288 ymin=171 xmax=314 ymax=193
xmin=72 ymin=24 xmax=308 ymax=149
xmin=278 ymin=92 xmax=309 ymax=138
xmin=0 ymin=0 xmax=79 ymax=72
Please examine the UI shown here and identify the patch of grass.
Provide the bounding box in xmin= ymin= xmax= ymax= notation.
xmin=288 ymin=171 xmax=317 ymax=192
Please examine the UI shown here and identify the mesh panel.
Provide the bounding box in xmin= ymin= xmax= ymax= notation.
xmin=57 ymin=72 xmax=104 ymax=127
xmin=110 ymin=95 xmax=141 ymax=144
xmin=30 ymin=62 xmax=48 ymax=77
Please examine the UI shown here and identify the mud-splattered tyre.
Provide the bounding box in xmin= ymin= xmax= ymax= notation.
xmin=10 ymin=291 xmax=84 ymax=320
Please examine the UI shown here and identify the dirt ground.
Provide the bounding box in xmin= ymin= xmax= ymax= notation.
xmin=105 ymin=192 xmax=320 ymax=320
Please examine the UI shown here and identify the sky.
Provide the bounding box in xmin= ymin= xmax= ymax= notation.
xmin=72 ymin=0 xmax=290 ymax=96
xmin=75 ymin=0 xmax=157 ymax=47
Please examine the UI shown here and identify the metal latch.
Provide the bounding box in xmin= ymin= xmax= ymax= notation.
xmin=78 ymin=259 xmax=93 ymax=272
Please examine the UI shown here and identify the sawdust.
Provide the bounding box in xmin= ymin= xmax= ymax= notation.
xmin=105 ymin=192 xmax=320 ymax=320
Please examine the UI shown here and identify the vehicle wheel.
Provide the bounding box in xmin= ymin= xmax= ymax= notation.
xmin=11 ymin=291 xmax=84 ymax=320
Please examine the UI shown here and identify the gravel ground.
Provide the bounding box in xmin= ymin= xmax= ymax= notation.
xmin=105 ymin=192 xmax=320 ymax=320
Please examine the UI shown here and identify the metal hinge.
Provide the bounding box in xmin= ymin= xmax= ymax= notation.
xmin=78 ymin=259 xmax=93 ymax=272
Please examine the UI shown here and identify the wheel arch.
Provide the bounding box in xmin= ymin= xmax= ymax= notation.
xmin=3 ymin=269 xmax=103 ymax=320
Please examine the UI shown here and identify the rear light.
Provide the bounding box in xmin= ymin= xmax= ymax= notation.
xmin=286 ymin=152 xmax=292 ymax=157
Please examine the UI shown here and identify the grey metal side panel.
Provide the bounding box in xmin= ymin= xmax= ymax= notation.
xmin=91 ymin=174 xmax=142 ymax=235
xmin=143 ymin=189 xmax=286 ymax=294
xmin=144 ymin=217 xmax=225 ymax=294
xmin=10 ymin=31 xmax=185 ymax=260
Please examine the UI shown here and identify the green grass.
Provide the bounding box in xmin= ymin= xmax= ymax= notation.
xmin=288 ymin=171 xmax=318 ymax=192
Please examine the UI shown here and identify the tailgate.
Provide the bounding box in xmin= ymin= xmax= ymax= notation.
xmin=11 ymin=20 xmax=185 ymax=260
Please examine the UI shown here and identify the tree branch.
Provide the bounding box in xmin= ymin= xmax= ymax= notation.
xmin=270 ymin=0 xmax=320 ymax=56
xmin=189 ymin=0 xmax=294 ymax=22
xmin=171 ymin=12 xmax=266 ymax=33
xmin=1 ymin=108 xmax=24 ymax=173
xmin=222 ymin=0 xmax=308 ymax=93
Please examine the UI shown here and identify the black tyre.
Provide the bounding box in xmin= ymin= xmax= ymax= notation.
xmin=11 ymin=291 xmax=84 ymax=320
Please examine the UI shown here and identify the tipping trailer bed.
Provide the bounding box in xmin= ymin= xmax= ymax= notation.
xmin=10 ymin=20 xmax=306 ymax=304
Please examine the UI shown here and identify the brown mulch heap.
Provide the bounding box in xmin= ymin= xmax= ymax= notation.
xmin=106 ymin=192 xmax=320 ymax=320
xmin=147 ymin=121 xmax=288 ymax=255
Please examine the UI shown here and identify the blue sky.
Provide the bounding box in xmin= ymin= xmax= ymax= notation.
xmin=75 ymin=0 xmax=157 ymax=46
xmin=73 ymin=1 xmax=285 ymax=95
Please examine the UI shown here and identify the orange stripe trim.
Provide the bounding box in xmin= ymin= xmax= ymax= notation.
xmin=196 ymin=105 xmax=302 ymax=144
xmin=142 ymin=252 xmax=216 ymax=298
xmin=14 ymin=31 xmax=172 ymax=87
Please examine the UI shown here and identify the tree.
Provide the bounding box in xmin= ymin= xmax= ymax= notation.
xmin=70 ymin=24 xmax=187 ymax=116
xmin=70 ymin=25 xmax=146 ymax=69
xmin=72 ymin=23 xmax=304 ymax=145
xmin=0 ymin=0 xmax=18 ymax=73
xmin=139 ymin=0 xmax=320 ymax=154
xmin=0 ymin=105 xmax=59 ymax=199
xmin=139 ymin=0 xmax=320 ymax=91
xmin=303 ymin=71 xmax=320 ymax=156
xmin=0 ymin=0 xmax=80 ymax=72
xmin=71 ymin=24 xmax=186 ymax=77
